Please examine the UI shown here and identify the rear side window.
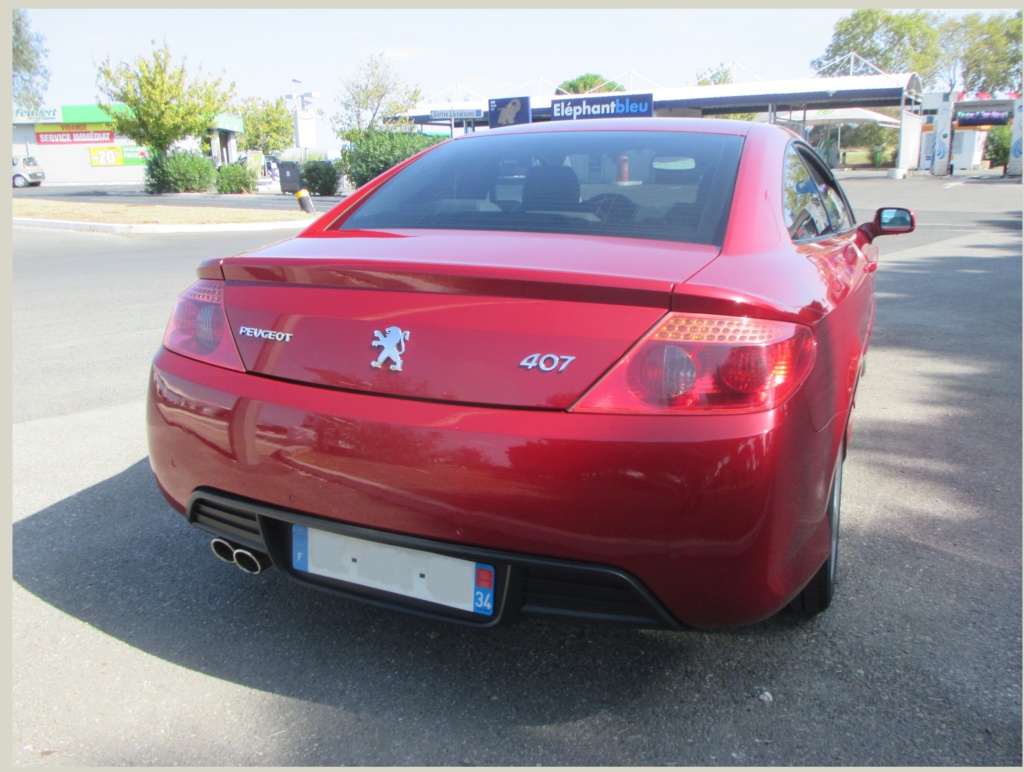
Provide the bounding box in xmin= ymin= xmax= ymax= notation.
xmin=782 ymin=144 xmax=855 ymax=240
xmin=336 ymin=130 xmax=744 ymax=246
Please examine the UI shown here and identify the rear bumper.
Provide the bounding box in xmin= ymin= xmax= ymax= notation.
xmin=189 ymin=488 xmax=683 ymax=628
xmin=147 ymin=347 xmax=837 ymax=628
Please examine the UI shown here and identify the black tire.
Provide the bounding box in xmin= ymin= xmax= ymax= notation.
xmin=13 ymin=174 xmax=28 ymax=188
xmin=789 ymin=442 xmax=844 ymax=614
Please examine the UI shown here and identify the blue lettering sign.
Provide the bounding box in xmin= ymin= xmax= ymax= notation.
xmin=551 ymin=94 xmax=654 ymax=121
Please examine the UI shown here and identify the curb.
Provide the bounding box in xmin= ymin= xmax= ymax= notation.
xmin=12 ymin=217 xmax=313 ymax=234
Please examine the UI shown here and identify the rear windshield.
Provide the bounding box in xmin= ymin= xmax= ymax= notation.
xmin=336 ymin=130 xmax=744 ymax=246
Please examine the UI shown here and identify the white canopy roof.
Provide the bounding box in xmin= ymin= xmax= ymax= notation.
xmin=768 ymin=107 xmax=903 ymax=128
xmin=409 ymin=72 xmax=924 ymax=123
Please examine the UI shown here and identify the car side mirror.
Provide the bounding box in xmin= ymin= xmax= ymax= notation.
xmin=875 ymin=207 xmax=915 ymax=234
xmin=859 ymin=207 xmax=915 ymax=242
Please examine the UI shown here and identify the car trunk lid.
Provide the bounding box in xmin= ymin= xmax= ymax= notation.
xmin=217 ymin=230 xmax=719 ymax=409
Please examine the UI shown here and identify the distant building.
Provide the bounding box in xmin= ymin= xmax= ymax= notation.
xmin=917 ymin=92 xmax=1019 ymax=173
xmin=12 ymin=104 xmax=243 ymax=184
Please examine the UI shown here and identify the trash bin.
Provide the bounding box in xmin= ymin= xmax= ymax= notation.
xmin=278 ymin=162 xmax=302 ymax=194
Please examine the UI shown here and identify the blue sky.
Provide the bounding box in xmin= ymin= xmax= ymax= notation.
xmin=29 ymin=8 xmax=857 ymax=106
xmin=19 ymin=7 xmax=989 ymax=155
xmin=25 ymin=8 xmax=855 ymax=154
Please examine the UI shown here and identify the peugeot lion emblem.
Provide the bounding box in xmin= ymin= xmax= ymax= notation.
xmin=371 ymin=326 xmax=410 ymax=371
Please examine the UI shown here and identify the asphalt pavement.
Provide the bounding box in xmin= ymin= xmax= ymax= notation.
xmin=11 ymin=171 xmax=1022 ymax=765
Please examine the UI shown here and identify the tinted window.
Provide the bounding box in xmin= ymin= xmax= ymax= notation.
xmin=337 ymin=130 xmax=744 ymax=246
xmin=797 ymin=148 xmax=854 ymax=233
xmin=783 ymin=144 xmax=857 ymax=240
xmin=782 ymin=147 xmax=831 ymax=240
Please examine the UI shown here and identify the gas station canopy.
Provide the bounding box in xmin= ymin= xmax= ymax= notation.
xmin=408 ymin=72 xmax=925 ymax=125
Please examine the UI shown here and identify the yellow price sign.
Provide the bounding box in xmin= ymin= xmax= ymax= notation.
xmin=90 ymin=146 xmax=124 ymax=166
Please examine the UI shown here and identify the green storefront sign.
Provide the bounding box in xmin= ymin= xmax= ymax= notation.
xmin=60 ymin=104 xmax=118 ymax=123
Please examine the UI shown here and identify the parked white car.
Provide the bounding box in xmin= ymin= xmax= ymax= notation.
xmin=13 ymin=156 xmax=45 ymax=187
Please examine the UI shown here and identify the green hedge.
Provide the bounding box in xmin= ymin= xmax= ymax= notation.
xmin=145 ymin=150 xmax=216 ymax=194
xmin=985 ymin=125 xmax=1011 ymax=171
xmin=216 ymin=162 xmax=258 ymax=194
xmin=300 ymin=160 xmax=341 ymax=196
xmin=340 ymin=131 xmax=446 ymax=188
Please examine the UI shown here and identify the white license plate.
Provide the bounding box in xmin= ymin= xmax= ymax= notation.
xmin=292 ymin=525 xmax=495 ymax=616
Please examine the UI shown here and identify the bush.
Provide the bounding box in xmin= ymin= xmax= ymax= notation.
xmin=216 ymin=162 xmax=257 ymax=194
xmin=339 ymin=130 xmax=446 ymax=188
xmin=985 ymin=125 xmax=1011 ymax=171
xmin=145 ymin=150 xmax=216 ymax=194
xmin=300 ymin=160 xmax=341 ymax=196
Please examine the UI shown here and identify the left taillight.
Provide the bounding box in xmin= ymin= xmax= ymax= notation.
xmin=571 ymin=313 xmax=815 ymax=414
xmin=162 ymin=280 xmax=245 ymax=372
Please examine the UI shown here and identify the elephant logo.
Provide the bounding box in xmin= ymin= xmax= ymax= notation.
xmin=498 ymin=99 xmax=522 ymax=126
xmin=371 ymin=326 xmax=410 ymax=371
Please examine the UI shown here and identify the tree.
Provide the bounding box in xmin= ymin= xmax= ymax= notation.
xmin=695 ymin=63 xmax=756 ymax=121
xmin=13 ymin=9 xmax=50 ymax=112
xmin=939 ymin=12 xmax=1022 ymax=95
xmin=985 ymin=125 xmax=1012 ymax=173
xmin=338 ymin=130 xmax=444 ymax=188
xmin=838 ymin=119 xmax=897 ymax=151
xmin=812 ymin=9 xmax=943 ymax=86
xmin=328 ymin=53 xmax=422 ymax=138
xmin=695 ymin=63 xmax=734 ymax=87
xmin=237 ymin=96 xmax=294 ymax=155
xmin=1007 ymin=11 xmax=1024 ymax=95
xmin=95 ymin=41 xmax=235 ymax=156
xmin=557 ymin=73 xmax=624 ymax=94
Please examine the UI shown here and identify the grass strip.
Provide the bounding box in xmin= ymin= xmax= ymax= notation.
xmin=13 ymin=200 xmax=315 ymax=225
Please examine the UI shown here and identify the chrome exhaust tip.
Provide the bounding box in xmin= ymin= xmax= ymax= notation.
xmin=232 ymin=548 xmax=270 ymax=575
xmin=210 ymin=538 xmax=237 ymax=564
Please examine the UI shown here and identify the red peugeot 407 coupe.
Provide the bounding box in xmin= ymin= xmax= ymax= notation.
xmin=148 ymin=118 xmax=914 ymax=629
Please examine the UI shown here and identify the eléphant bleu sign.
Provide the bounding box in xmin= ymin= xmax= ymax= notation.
xmin=550 ymin=93 xmax=654 ymax=121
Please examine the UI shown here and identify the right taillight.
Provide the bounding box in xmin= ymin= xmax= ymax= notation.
xmin=572 ymin=313 xmax=815 ymax=414
xmin=162 ymin=280 xmax=244 ymax=371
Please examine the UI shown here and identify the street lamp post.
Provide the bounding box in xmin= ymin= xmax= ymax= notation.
xmin=285 ymin=90 xmax=320 ymax=161
xmin=285 ymin=91 xmax=319 ymax=111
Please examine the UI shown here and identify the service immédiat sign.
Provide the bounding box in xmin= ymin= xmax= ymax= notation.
xmin=35 ymin=123 xmax=115 ymax=144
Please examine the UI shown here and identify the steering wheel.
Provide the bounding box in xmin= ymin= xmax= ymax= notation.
xmin=587 ymin=193 xmax=637 ymax=226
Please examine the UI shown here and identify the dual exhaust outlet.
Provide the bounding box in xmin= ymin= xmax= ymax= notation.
xmin=210 ymin=538 xmax=271 ymax=575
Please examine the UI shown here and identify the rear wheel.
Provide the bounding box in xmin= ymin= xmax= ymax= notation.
xmin=789 ymin=442 xmax=844 ymax=614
